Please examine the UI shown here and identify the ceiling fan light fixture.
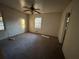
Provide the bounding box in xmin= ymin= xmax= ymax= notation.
xmin=23 ymin=1 xmax=41 ymax=14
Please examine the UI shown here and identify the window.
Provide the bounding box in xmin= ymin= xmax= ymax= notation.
xmin=0 ymin=16 xmax=4 ymax=30
xmin=21 ymin=19 xmax=25 ymax=29
xmin=35 ymin=17 xmax=42 ymax=29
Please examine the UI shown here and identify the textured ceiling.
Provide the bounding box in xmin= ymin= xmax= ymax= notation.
xmin=0 ymin=0 xmax=72 ymax=14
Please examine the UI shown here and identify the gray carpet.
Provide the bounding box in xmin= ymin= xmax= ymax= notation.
xmin=0 ymin=33 xmax=64 ymax=59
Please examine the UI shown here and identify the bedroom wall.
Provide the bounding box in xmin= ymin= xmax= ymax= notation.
xmin=58 ymin=2 xmax=72 ymax=43
xmin=29 ymin=13 xmax=61 ymax=37
xmin=0 ymin=4 xmax=28 ymax=40
xmin=62 ymin=0 xmax=79 ymax=59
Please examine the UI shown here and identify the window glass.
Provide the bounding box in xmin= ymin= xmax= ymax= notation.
xmin=35 ymin=17 xmax=42 ymax=29
xmin=0 ymin=16 xmax=5 ymax=30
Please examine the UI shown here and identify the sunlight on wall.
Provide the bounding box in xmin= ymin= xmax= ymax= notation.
xmin=21 ymin=19 xmax=25 ymax=29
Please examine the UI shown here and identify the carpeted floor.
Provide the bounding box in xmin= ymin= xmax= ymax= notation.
xmin=0 ymin=33 xmax=65 ymax=59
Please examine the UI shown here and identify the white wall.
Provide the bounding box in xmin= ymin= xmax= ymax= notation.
xmin=58 ymin=2 xmax=72 ymax=43
xmin=62 ymin=0 xmax=79 ymax=59
xmin=29 ymin=13 xmax=61 ymax=37
xmin=0 ymin=4 xmax=28 ymax=40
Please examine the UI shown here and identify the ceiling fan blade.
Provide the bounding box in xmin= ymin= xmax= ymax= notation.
xmin=35 ymin=9 xmax=40 ymax=10
xmin=35 ymin=11 xmax=40 ymax=14
xmin=23 ymin=6 xmax=30 ymax=9
xmin=24 ymin=10 xmax=30 ymax=12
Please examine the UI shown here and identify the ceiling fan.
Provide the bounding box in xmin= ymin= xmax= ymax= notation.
xmin=23 ymin=3 xmax=40 ymax=14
